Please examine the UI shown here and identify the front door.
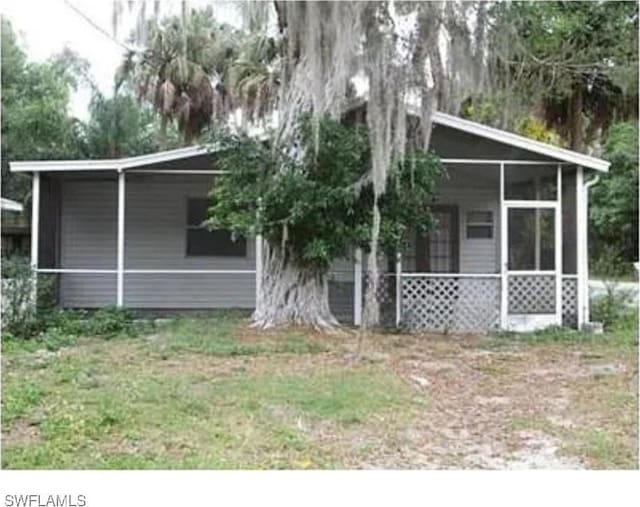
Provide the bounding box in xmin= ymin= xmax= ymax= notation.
xmin=416 ymin=205 xmax=459 ymax=273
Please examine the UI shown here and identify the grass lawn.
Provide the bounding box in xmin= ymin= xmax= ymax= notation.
xmin=2 ymin=312 xmax=638 ymax=469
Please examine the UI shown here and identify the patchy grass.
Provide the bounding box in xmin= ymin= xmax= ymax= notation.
xmin=2 ymin=313 xmax=637 ymax=469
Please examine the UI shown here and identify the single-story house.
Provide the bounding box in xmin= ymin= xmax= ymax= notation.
xmin=1 ymin=197 xmax=30 ymax=258
xmin=9 ymin=112 xmax=610 ymax=332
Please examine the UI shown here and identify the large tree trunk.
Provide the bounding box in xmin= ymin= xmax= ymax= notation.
xmin=568 ymin=78 xmax=584 ymax=151
xmin=252 ymin=241 xmax=339 ymax=330
xmin=362 ymin=198 xmax=381 ymax=329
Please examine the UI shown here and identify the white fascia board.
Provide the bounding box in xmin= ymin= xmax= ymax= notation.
xmin=119 ymin=146 xmax=212 ymax=169
xmin=431 ymin=112 xmax=610 ymax=172
xmin=9 ymin=146 xmax=217 ymax=173
xmin=10 ymin=159 xmax=119 ymax=172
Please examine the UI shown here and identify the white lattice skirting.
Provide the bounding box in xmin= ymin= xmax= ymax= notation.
xmin=562 ymin=277 xmax=578 ymax=327
xmin=508 ymin=275 xmax=556 ymax=314
xmin=401 ymin=276 xmax=500 ymax=333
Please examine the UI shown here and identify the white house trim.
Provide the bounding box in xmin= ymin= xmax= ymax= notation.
xmin=499 ymin=162 xmax=508 ymax=329
xmin=116 ymin=171 xmax=126 ymax=307
xmin=555 ymin=164 xmax=563 ymax=326
xmin=576 ymin=167 xmax=586 ymax=328
xmin=9 ymin=146 xmax=213 ymax=173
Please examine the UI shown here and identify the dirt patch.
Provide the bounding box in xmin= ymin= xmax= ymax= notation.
xmin=3 ymin=418 xmax=41 ymax=446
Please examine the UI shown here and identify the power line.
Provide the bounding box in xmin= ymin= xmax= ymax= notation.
xmin=61 ymin=0 xmax=135 ymax=53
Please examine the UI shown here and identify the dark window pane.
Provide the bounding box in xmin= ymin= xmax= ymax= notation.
xmin=505 ymin=165 xmax=557 ymax=200
xmin=187 ymin=198 xmax=210 ymax=226
xmin=508 ymin=208 xmax=555 ymax=270
xmin=186 ymin=229 xmax=247 ymax=257
xmin=467 ymin=225 xmax=493 ymax=239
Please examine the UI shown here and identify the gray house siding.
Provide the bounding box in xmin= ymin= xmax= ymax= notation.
xmin=59 ymin=179 xmax=117 ymax=306
xmin=58 ymin=175 xmax=255 ymax=308
xmin=53 ymin=159 xmax=577 ymax=316
xmin=124 ymin=175 xmax=255 ymax=308
xmin=57 ymin=173 xmax=358 ymax=314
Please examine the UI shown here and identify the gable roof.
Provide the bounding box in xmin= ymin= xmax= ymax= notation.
xmin=431 ymin=111 xmax=609 ymax=171
xmin=9 ymin=113 xmax=610 ymax=173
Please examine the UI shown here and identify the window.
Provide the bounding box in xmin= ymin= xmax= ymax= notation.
xmin=186 ymin=198 xmax=247 ymax=257
xmin=466 ymin=210 xmax=493 ymax=239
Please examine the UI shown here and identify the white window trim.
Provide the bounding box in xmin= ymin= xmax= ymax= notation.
xmin=465 ymin=210 xmax=494 ymax=239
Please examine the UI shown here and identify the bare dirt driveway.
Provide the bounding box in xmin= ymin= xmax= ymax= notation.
xmin=2 ymin=314 xmax=638 ymax=469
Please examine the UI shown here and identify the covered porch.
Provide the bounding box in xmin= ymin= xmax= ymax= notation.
xmin=13 ymin=112 xmax=609 ymax=333
xmin=381 ymin=159 xmax=587 ymax=333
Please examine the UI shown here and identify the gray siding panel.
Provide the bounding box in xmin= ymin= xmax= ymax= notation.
xmin=59 ymin=175 xmax=256 ymax=308
xmin=443 ymin=186 xmax=500 ymax=274
xmin=124 ymin=273 xmax=255 ymax=308
xmin=59 ymin=273 xmax=117 ymax=307
xmin=60 ymin=180 xmax=117 ymax=306
xmin=60 ymin=180 xmax=117 ymax=269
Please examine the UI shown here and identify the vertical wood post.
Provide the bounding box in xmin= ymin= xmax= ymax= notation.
xmin=116 ymin=170 xmax=125 ymax=307
xmin=555 ymin=165 xmax=563 ymax=326
xmin=576 ymin=167 xmax=586 ymax=328
xmin=534 ymin=176 xmax=541 ymax=270
xmin=30 ymin=171 xmax=41 ymax=304
xmin=354 ymin=248 xmax=363 ymax=326
xmin=395 ymin=251 xmax=402 ymax=327
xmin=499 ymin=162 xmax=508 ymax=329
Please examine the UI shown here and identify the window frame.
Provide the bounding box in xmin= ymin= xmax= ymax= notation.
xmin=185 ymin=197 xmax=247 ymax=258
xmin=465 ymin=210 xmax=494 ymax=240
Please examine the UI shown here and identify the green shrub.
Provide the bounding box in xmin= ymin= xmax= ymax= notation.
xmin=2 ymin=256 xmax=36 ymax=337
xmin=591 ymin=245 xmax=636 ymax=281
xmin=591 ymin=287 xmax=635 ymax=330
xmin=84 ymin=307 xmax=137 ymax=337
xmin=40 ymin=307 xmax=138 ymax=340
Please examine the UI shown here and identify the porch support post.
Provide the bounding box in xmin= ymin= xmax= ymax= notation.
xmin=395 ymin=251 xmax=402 ymax=327
xmin=576 ymin=167 xmax=586 ymax=327
xmin=555 ymin=164 xmax=563 ymax=326
xmin=354 ymin=248 xmax=363 ymax=326
xmin=30 ymin=171 xmax=40 ymax=304
xmin=116 ymin=170 xmax=125 ymax=307
xmin=499 ymin=162 xmax=508 ymax=329
xmin=534 ymin=177 xmax=541 ymax=270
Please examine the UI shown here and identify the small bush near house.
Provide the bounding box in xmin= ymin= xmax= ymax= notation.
xmin=1 ymin=257 xmax=56 ymax=338
xmin=591 ymin=291 xmax=636 ymax=331
xmin=2 ymin=257 xmax=139 ymax=344
xmin=591 ymin=245 xmax=636 ymax=281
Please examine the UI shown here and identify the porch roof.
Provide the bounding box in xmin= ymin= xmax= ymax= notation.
xmin=9 ymin=113 xmax=610 ymax=173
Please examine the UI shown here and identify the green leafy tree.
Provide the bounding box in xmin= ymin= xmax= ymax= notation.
xmin=207 ymin=115 xmax=442 ymax=329
xmin=488 ymin=1 xmax=638 ymax=151
xmin=84 ymin=92 xmax=181 ymax=158
xmin=1 ymin=18 xmax=85 ymax=201
xmin=591 ymin=122 xmax=639 ymax=263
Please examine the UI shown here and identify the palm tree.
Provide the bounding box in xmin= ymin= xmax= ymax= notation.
xmin=118 ymin=6 xmax=242 ymax=144
xmin=228 ymin=34 xmax=280 ymax=124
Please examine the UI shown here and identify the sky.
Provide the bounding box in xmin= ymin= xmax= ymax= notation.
xmin=1 ymin=0 xmax=241 ymax=120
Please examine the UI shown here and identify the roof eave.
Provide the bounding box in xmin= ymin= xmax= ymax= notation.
xmin=9 ymin=145 xmax=214 ymax=173
xmin=431 ymin=112 xmax=610 ymax=172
